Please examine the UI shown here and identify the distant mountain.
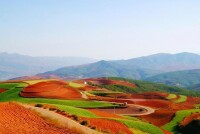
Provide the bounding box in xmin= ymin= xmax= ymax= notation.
xmin=188 ymin=83 xmax=200 ymax=91
xmin=0 ymin=52 xmax=96 ymax=80
xmin=145 ymin=69 xmax=200 ymax=87
xmin=39 ymin=52 xmax=200 ymax=80
xmin=115 ymin=52 xmax=200 ymax=72
xmin=39 ymin=60 xmax=162 ymax=79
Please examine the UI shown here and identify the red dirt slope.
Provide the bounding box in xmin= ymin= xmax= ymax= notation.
xmin=141 ymin=109 xmax=175 ymax=127
xmin=0 ymin=102 xmax=75 ymax=134
xmin=81 ymin=117 xmax=132 ymax=134
xmin=20 ymin=81 xmax=82 ymax=99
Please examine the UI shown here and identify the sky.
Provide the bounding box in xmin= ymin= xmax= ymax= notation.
xmin=0 ymin=0 xmax=200 ymax=60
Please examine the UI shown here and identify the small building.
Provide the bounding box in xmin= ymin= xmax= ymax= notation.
xmin=84 ymin=81 xmax=87 ymax=85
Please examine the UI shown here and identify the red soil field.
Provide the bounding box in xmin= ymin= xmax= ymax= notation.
xmin=0 ymin=102 xmax=75 ymax=134
xmin=87 ymin=109 xmax=124 ymax=119
xmin=184 ymin=96 xmax=200 ymax=106
xmin=0 ymin=88 xmax=5 ymax=93
xmin=81 ymin=117 xmax=132 ymax=134
xmin=20 ymin=81 xmax=82 ymax=99
xmin=135 ymin=99 xmax=171 ymax=108
xmin=180 ymin=113 xmax=200 ymax=126
xmin=141 ymin=109 xmax=175 ymax=127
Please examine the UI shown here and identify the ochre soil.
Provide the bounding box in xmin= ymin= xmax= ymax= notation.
xmin=20 ymin=81 xmax=82 ymax=99
xmin=0 ymin=102 xmax=75 ymax=134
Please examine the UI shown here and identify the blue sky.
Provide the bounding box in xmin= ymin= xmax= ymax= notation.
xmin=0 ymin=0 xmax=200 ymax=60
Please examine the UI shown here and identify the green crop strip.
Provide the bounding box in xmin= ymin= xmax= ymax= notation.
xmin=163 ymin=109 xmax=200 ymax=132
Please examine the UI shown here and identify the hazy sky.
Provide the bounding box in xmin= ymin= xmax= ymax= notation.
xmin=0 ymin=0 xmax=200 ymax=60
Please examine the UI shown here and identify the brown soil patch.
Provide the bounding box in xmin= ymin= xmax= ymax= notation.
xmin=20 ymin=81 xmax=82 ymax=99
xmin=0 ymin=102 xmax=75 ymax=134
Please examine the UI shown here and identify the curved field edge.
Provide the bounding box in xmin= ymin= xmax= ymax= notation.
xmin=162 ymin=109 xmax=200 ymax=132
xmin=0 ymin=83 xmax=118 ymax=108
xmin=0 ymin=83 xmax=22 ymax=90
xmin=173 ymin=95 xmax=187 ymax=103
xmin=166 ymin=94 xmax=177 ymax=100
xmin=114 ymin=119 xmax=164 ymax=134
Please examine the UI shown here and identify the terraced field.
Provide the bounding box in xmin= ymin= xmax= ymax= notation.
xmin=0 ymin=77 xmax=199 ymax=134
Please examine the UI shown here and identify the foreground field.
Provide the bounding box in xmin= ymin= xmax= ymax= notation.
xmin=0 ymin=102 xmax=75 ymax=134
xmin=0 ymin=77 xmax=200 ymax=134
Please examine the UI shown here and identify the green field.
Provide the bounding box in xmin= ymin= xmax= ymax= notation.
xmin=50 ymin=104 xmax=97 ymax=117
xmin=0 ymin=83 xmax=22 ymax=90
xmin=166 ymin=94 xmax=177 ymax=99
xmin=163 ymin=109 xmax=200 ymax=132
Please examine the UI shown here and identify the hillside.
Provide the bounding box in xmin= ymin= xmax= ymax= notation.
xmin=0 ymin=77 xmax=200 ymax=134
xmin=115 ymin=52 xmax=200 ymax=72
xmin=145 ymin=69 xmax=200 ymax=87
xmin=188 ymin=83 xmax=200 ymax=91
xmin=107 ymin=77 xmax=200 ymax=97
xmin=39 ymin=60 xmax=162 ymax=80
xmin=39 ymin=52 xmax=200 ymax=80
xmin=0 ymin=52 xmax=96 ymax=80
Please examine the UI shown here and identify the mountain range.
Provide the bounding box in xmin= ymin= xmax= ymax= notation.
xmin=2 ymin=52 xmax=200 ymax=89
xmin=145 ymin=69 xmax=200 ymax=87
xmin=39 ymin=52 xmax=200 ymax=82
xmin=0 ymin=52 xmax=96 ymax=80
